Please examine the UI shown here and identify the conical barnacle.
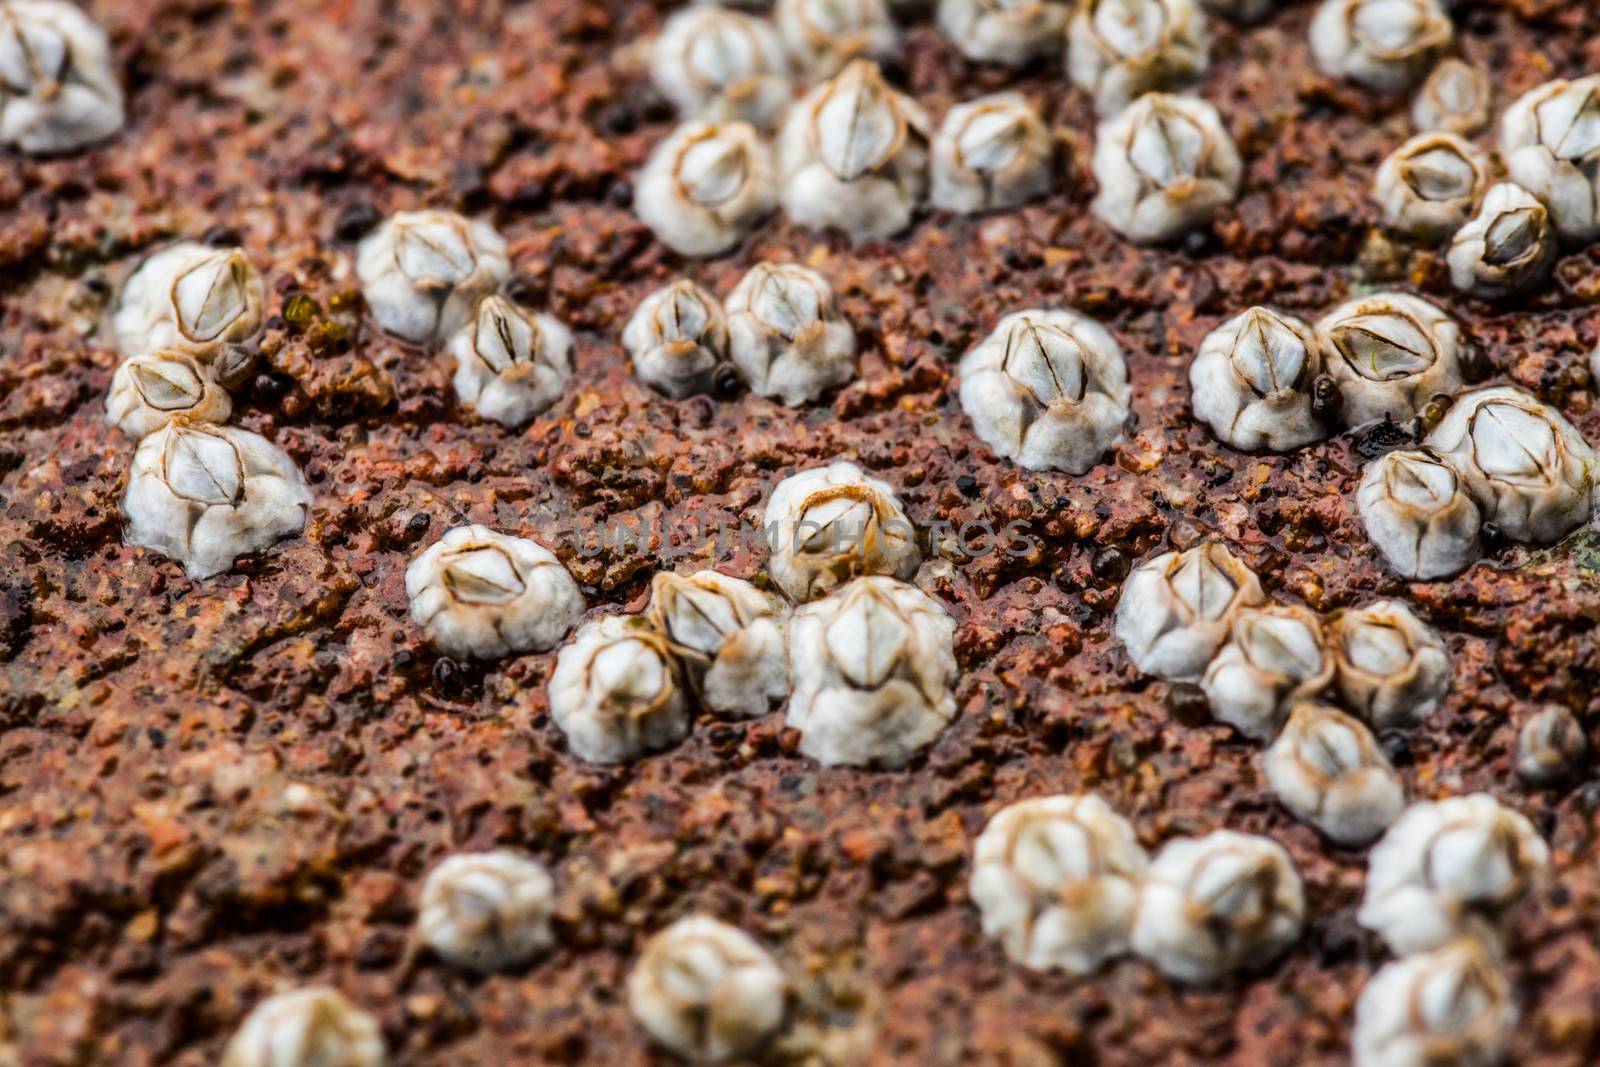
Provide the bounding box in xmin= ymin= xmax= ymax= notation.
xmin=1424 ymin=385 xmax=1597 ymax=544
xmin=113 ymin=242 xmax=265 ymax=360
xmin=958 ymin=308 xmax=1132 ymax=474
xmin=219 ymin=987 xmax=385 ymax=1067
xmin=934 ymin=0 xmax=1071 ymax=67
xmin=1201 ymin=603 xmax=1334 ymax=741
xmin=969 ymin=794 xmax=1149 ymax=974
xmin=776 ymin=59 xmax=932 ymax=241
xmin=929 ymin=93 xmax=1055 ymax=214
xmin=1308 ymin=0 xmax=1451 ymax=94
xmin=764 ymin=460 xmax=921 ymax=603
xmin=0 ymin=0 xmax=123 ymax=153
xmin=1514 ymin=704 xmax=1589 ymax=788
xmin=1359 ymin=793 xmax=1550 ymax=955
xmin=1357 ymin=448 xmax=1484 ymax=580
xmin=627 ymin=916 xmax=788 ymax=1065
xmin=1066 ymin=0 xmax=1211 ymax=115
xmin=1129 ymin=830 xmax=1305 ymax=984
xmin=785 ymin=575 xmax=957 ymax=768
xmin=1114 ymin=540 xmax=1265 ymax=682
xmin=775 ymin=0 xmax=899 ymax=80
xmin=1329 ymin=599 xmax=1450 ymax=731
xmin=446 ymin=294 xmax=572 ymax=426
xmin=646 ymin=569 xmax=790 ymax=718
xmin=405 ymin=524 xmax=585 ymax=660
xmin=636 ymin=121 xmax=779 ymax=258
xmin=1371 ymin=132 xmax=1486 ymax=243
xmin=725 ymin=262 xmax=856 ymax=405
xmin=1447 ymin=182 xmax=1558 ymax=298
xmin=417 ymin=850 xmax=555 ymax=973
xmin=649 ymin=4 xmax=792 ymax=130
xmin=122 ymin=421 xmax=312 ymax=581
xmin=1353 ymin=937 xmax=1516 ymax=1067
xmin=356 ymin=210 xmax=510 ymax=346
xmin=1090 ymin=92 xmax=1242 ymax=245
xmin=1264 ymin=702 xmax=1405 ymax=846
xmin=1411 ymin=58 xmax=1491 ymax=136
xmin=622 ymin=279 xmax=734 ymax=399
xmin=1189 ymin=307 xmax=1330 ymax=452
xmin=1500 ymin=75 xmax=1600 ymax=242
xmin=105 ymin=350 xmax=232 ymax=439
xmin=548 ymin=614 xmax=690 ymax=764
xmin=1316 ymin=292 xmax=1465 ymax=427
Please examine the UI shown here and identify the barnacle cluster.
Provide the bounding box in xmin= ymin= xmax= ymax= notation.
xmin=0 ymin=0 xmax=123 ymax=153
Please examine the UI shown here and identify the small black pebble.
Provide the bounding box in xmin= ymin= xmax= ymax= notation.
xmin=956 ymin=474 xmax=979 ymax=497
xmin=334 ymin=202 xmax=382 ymax=241
xmin=1091 ymin=546 xmax=1130 ymax=583
xmin=1310 ymin=374 xmax=1342 ymax=424
xmin=1352 ymin=419 xmax=1412 ymax=459
xmin=202 ymin=224 xmax=243 ymax=248
xmin=1380 ymin=731 xmax=1413 ymax=767
xmin=1166 ymin=683 xmax=1211 ymax=728
xmin=407 ymin=513 xmax=432 ymax=537
xmin=607 ymin=179 xmax=633 ymax=208
xmin=251 ymin=373 xmax=291 ymax=401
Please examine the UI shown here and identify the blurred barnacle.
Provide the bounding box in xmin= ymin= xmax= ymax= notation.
xmin=114 ymin=242 xmax=265 ymax=359
xmin=646 ymin=569 xmax=790 ymax=718
xmin=1130 ymin=830 xmax=1305 ymax=984
xmin=406 ymin=524 xmax=585 ymax=660
xmin=122 ymin=421 xmax=312 ymax=581
xmin=1371 ymin=132 xmax=1486 ymax=243
xmin=785 ymin=575 xmax=958 ymax=768
xmin=929 ymin=93 xmax=1055 ymax=214
xmin=1263 ymin=702 xmax=1404 ymax=846
xmin=1329 ymin=599 xmax=1450 ymax=731
xmin=1446 ymin=182 xmax=1558 ymax=298
xmin=418 ymin=850 xmax=555 ymax=973
xmin=1500 ymin=75 xmax=1600 ymax=242
xmin=934 ymin=0 xmax=1071 ymax=67
xmin=220 ymin=988 xmax=385 ymax=1067
xmin=1514 ymin=704 xmax=1589 ymax=788
xmin=1308 ymin=0 xmax=1451 ymax=94
xmin=1357 ymin=448 xmax=1483 ymax=580
xmin=1066 ymin=0 xmax=1211 ymax=115
xmin=958 ymin=308 xmax=1131 ymax=474
xmin=447 ymin=294 xmax=572 ymax=426
xmin=622 ymin=279 xmax=733 ymax=399
xmin=105 ymin=351 xmax=232 ymax=439
xmin=1090 ymin=92 xmax=1241 ymax=244
xmin=1189 ymin=307 xmax=1330 ymax=452
xmin=1114 ymin=540 xmax=1265 ymax=682
xmin=725 ymin=262 xmax=856 ymax=405
xmin=1352 ymin=937 xmax=1516 ymax=1067
xmin=776 ymin=59 xmax=932 ymax=241
xmin=1411 ymin=58 xmax=1490 ymax=135
xmin=628 ymin=916 xmax=787 ymax=1065
xmin=0 ymin=0 xmax=123 ymax=153
xmin=636 ymin=121 xmax=779 ymax=257
xmin=649 ymin=4 xmax=792 ymax=129
xmin=1200 ymin=603 xmax=1334 ymax=741
xmin=969 ymin=794 xmax=1149 ymax=974
xmin=763 ymin=460 xmax=922 ymax=603
xmin=548 ymin=614 xmax=690 ymax=764
xmin=1315 ymin=292 xmax=1465 ymax=427
xmin=356 ymin=210 xmax=510 ymax=346
xmin=775 ymin=0 xmax=899 ymax=80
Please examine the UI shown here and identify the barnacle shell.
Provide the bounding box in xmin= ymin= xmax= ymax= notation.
xmin=646 ymin=569 xmax=790 ymax=718
xmin=1500 ymin=76 xmax=1600 ymax=242
xmin=105 ymin=351 xmax=232 ymax=439
xmin=220 ymin=988 xmax=385 ymax=1067
xmin=1090 ymin=92 xmax=1242 ymax=245
xmin=1114 ymin=540 xmax=1265 ymax=682
xmin=1514 ymin=704 xmax=1589 ymax=788
xmin=725 ymin=262 xmax=857 ymax=405
xmin=935 ymin=0 xmax=1071 ymax=67
xmin=1353 ymin=937 xmax=1516 ymax=1067
xmin=1357 ymin=448 xmax=1484 ymax=580
xmin=1189 ymin=307 xmax=1329 ymax=452
xmin=1446 ymin=182 xmax=1558 ymax=298
xmin=1067 ymin=0 xmax=1211 ymax=115
xmin=356 ymin=210 xmax=510 ymax=345
xmin=1263 ymin=702 xmax=1405 ymax=846
xmin=1329 ymin=599 xmax=1450 ymax=731
xmin=1201 ymin=603 xmax=1334 ymax=741
xmin=775 ymin=0 xmax=899 ymax=80
xmin=447 ymin=295 xmax=572 ymax=426
xmin=1371 ymin=132 xmax=1486 ymax=243
xmin=1316 ymin=292 xmax=1465 ymax=427
xmin=622 ymin=279 xmax=734 ymax=399
xmin=636 ymin=121 xmax=779 ymax=258
xmin=649 ymin=4 xmax=792 ymax=129
xmin=114 ymin=242 xmax=266 ymax=359
xmin=763 ymin=460 xmax=921 ymax=602
xmin=417 ymin=850 xmax=555 ymax=973
xmin=548 ymin=615 xmax=690 ymax=764
xmin=929 ymin=93 xmax=1055 ymax=214
xmin=1309 ymin=0 xmax=1451 ymax=94
xmin=1411 ymin=58 xmax=1490 ymax=136
xmin=0 ymin=0 xmax=123 ymax=154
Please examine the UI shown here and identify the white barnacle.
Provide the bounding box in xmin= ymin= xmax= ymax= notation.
xmin=628 ymin=916 xmax=787 ymax=1065
xmin=929 ymin=93 xmax=1056 ymax=215
xmin=446 ymin=294 xmax=572 ymax=426
xmin=405 ymin=524 xmax=585 ymax=660
xmin=1114 ymin=540 xmax=1265 ymax=682
xmin=1200 ymin=603 xmax=1333 ymax=741
xmin=1329 ymin=599 xmax=1450 ymax=731
xmin=725 ymin=262 xmax=856 ymax=405
xmin=1500 ymin=76 xmax=1600 ymax=242
xmin=220 ymin=988 xmax=385 ymax=1067
xmin=1514 ymin=704 xmax=1589 ymax=788
xmin=1090 ymin=92 xmax=1242 ymax=245
xmin=417 ymin=850 xmax=555 ymax=973
xmin=1263 ymin=702 xmax=1404 ymax=846
xmin=646 ymin=569 xmax=790 ymax=718
xmin=548 ymin=614 xmax=690 ymax=764
xmin=113 ymin=242 xmax=265 ymax=360
xmin=1359 ymin=793 xmax=1550 ymax=955
xmin=774 ymin=0 xmax=899 ymax=81
xmin=1411 ymin=58 xmax=1491 ymax=136
xmin=785 ymin=575 xmax=958 ymax=768
xmin=1315 ymin=292 xmax=1465 ymax=427
xmin=776 ymin=59 xmax=932 ymax=241
xmin=934 ymin=0 xmax=1071 ymax=68
xmin=1447 ymin=182 xmax=1558 ymax=298
xmin=1308 ymin=0 xmax=1451 ymax=94
xmin=1371 ymin=132 xmax=1486 ymax=243
xmin=968 ymin=794 xmax=1149 ymax=974
xmin=0 ymin=0 xmax=122 ymax=154
xmin=1352 ymin=937 xmax=1516 ymax=1067
xmin=958 ymin=308 xmax=1131 ymax=474
xmin=622 ymin=279 xmax=733 ymax=399
xmin=1358 ymin=448 xmax=1483 ymax=580
xmin=1424 ymin=385 xmax=1597 ymax=543
xmin=1066 ymin=0 xmax=1211 ymax=115
xmin=1129 ymin=830 xmax=1305 ymax=984
xmin=1189 ymin=307 xmax=1330 ymax=452
xmin=122 ymin=421 xmax=311 ymax=581
xmin=636 ymin=121 xmax=779 ymax=258
xmin=356 ymin=210 xmax=510 ymax=346
xmin=763 ymin=461 xmax=921 ymax=602
xmin=104 ymin=351 xmax=232 ymax=439
xmin=649 ymin=4 xmax=792 ymax=130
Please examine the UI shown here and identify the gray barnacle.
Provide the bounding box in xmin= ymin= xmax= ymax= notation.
xmin=649 ymin=4 xmax=792 ymax=130
xmin=113 ymin=241 xmax=266 ymax=360
xmin=356 ymin=210 xmax=510 ymax=346
xmin=1352 ymin=937 xmax=1516 ymax=1067
xmin=622 ymin=279 xmax=734 ymax=399
xmin=1500 ymin=75 xmax=1600 ymax=242
xmin=1514 ymin=704 xmax=1589 ymax=788
xmin=1189 ymin=307 xmax=1330 ymax=452
xmin=1329 ymin=598 xmax=1450 ymax=731
xmin=929 ymin=93 xmax=1055 ymax=215
xmin=219 ymin=988 xmax=386 ymax=1067
xmin=1200 ymin=603 xmax=1334 ymax=741
xmin=1411 ymin=58 xmax=1491 ymax=136
xmin=725 ymin=262 xmax=857 ymax=405
xmin=1263 ymin=702 xmax=1404 ymax=846
xmin=1308 ymin=0 xmax=1452 ymax=94
xmin=1090 ymin=92 xmax=1242 ymax=245
xmin=417 ymin=850 xmax=555 ymax=973
xmin=105 ymin=350 xmax=232 ymax=439
xmin=1446 ymin=182 xmax=1558 ymax=298
xmin=447 ymin=294 xmax=572 ymax=426
xmin=774 ymin=0 xmax=899 ymax=81
xmin=548 ymin=614 xmax=690 ymax=764
xmin=646 ymin=569 xmax=790 ymax=718
xmin=763 ymin=460 xmax=921 ymax=602
xmin=934 ymin=0 xmax=1071 ymax=68
xmin=1357 ymin=448 xmax=1483 ymax=580
xmin=1371 ymin=132 xmax=1486 ymax=243
xmin=1066 ymin=0 xmax=1211 ymax=115
xmin=0 ymin=0 xmax=123 ymax=153
xmin=636 ymin=120 xmax=779 ymax=258
xmin=1316 ymin=291 xmax=1465 ymax=427
xmin=1114 ymin=540 xmax=1265 ymax=682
